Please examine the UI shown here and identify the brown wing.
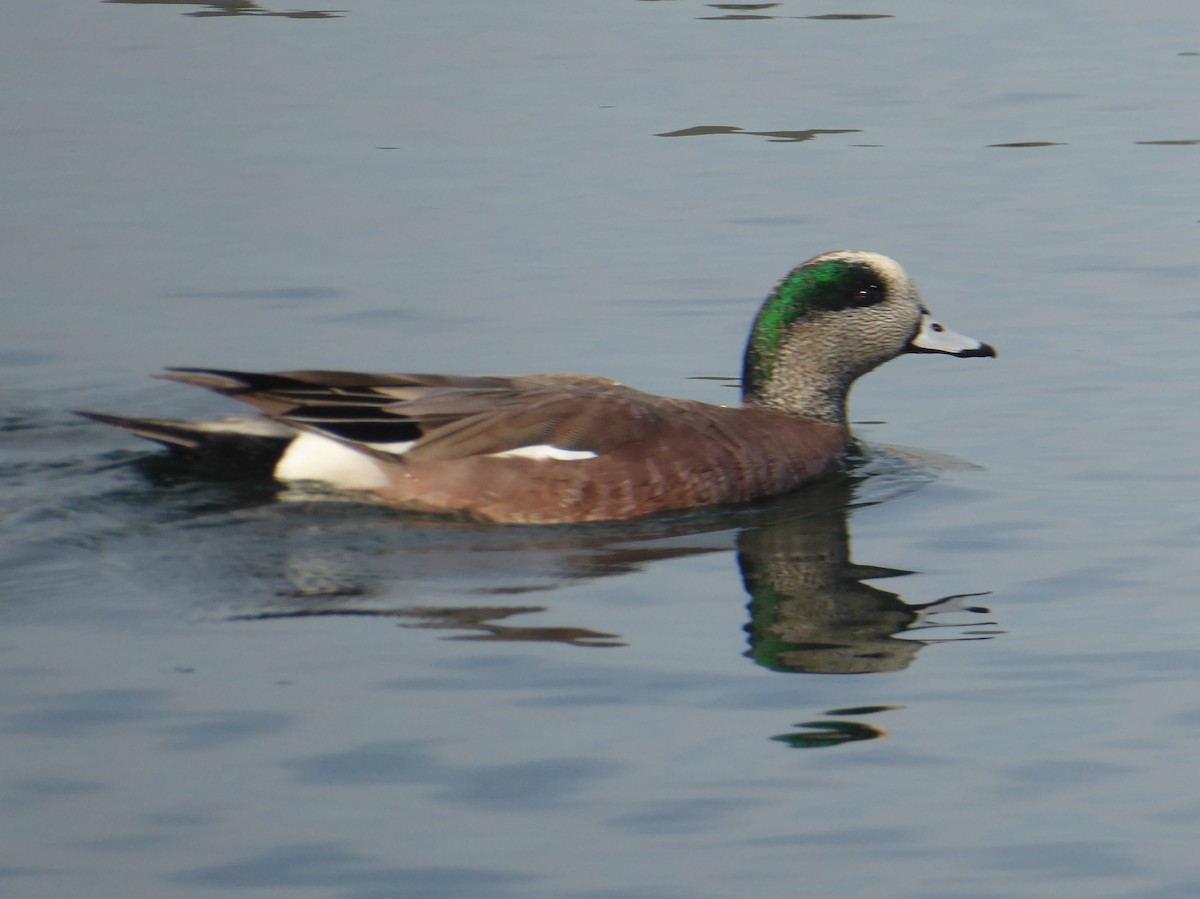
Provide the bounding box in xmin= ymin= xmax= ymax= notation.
xmin=154 ymin=367 xmax=851 ymax=522
xmin=158 ymin=367 xmax=667 ymax=462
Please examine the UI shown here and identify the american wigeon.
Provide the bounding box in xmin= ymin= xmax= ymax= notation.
xmin=83 ymin=250 xmax=995 ymax=523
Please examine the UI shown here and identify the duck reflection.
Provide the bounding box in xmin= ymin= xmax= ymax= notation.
xmin=738 ymin=504 xmax=993 ymax=675
xmin=235 ymin=601 xmax=625 ymax=649
xmin=226 ymin=454 xmax=997 ymax=673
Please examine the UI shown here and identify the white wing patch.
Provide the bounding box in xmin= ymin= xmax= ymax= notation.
xmin=274 ymin=432 xmax=389 ymax=489
xmin=275 ymin=433 xmax=597 ymax=488
xmin=365 ymin=439 xmax=417 ymax=455
xmin=191 ymin=416 xmax=297 ymax=438
xmin=489 ymin=445 xmax=599 ymax=461
xmin=356 ymin=439 xmax=595 ymax=461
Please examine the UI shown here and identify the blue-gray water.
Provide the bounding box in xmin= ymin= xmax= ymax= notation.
xmin=5 ymin=2 xmax=1200 ymax=897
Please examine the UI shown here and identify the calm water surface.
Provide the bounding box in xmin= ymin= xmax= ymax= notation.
xmin=5 ymin=2 xmax=1200 ymax=897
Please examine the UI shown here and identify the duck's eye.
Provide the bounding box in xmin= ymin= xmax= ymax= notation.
xmin=852 ymin=283 xmax=884 ymax=306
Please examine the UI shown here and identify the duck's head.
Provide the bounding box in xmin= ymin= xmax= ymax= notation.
xmin=741 ymin=250 xmax=995 ymax=424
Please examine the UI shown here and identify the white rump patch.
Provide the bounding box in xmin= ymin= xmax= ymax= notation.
xmin=274 ymin=432 xmax=389 ymax=489
xmin=489 ymin=445 xmax=599 ymax=461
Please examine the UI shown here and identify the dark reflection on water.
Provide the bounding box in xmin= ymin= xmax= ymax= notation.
xmin=698 ymin=6 xmax=892 ymax=21
xmin=799 ymin=13 xmax=892 ymax=20
xmin=234 ymin=603 xmax=627 ymax=648
xmin=987 ymin=141 xmax=1067 ymax=148
xmin=772 ymin=718 xmax=888 ymax=748
xmin=197 ymin=462 xmax=1000 ymax=674
xmin=102 ymin=0 xmax=343 ymax=18
xmin=657 ymin=125 xmax=862 ymax=143
xmin=770 ymin=703 xmax=905 ymax=748
xmin=707 ymin=2 xmax=781 ymax=10
xmin=739 ymin=506 xmax=995 ymax=675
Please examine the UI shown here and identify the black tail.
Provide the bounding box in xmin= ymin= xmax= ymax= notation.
xmin=78 ymin=411 xmax=294 ymax=476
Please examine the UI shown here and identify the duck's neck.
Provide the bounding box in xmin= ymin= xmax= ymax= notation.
xmin=741 ymin=273 xmax=859 ymax=426
xmin=742 ymin=311 xmax=867 ymax=425
xmin=742 ymin=343 xmax=855 ymax=426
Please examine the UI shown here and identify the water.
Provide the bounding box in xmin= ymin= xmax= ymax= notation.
xmin=5 ymin=1 xmax=1200 ymax=897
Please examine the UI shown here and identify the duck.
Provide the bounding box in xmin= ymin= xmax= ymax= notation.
xmin=81 ymin=250 xmax=995 ymax=524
